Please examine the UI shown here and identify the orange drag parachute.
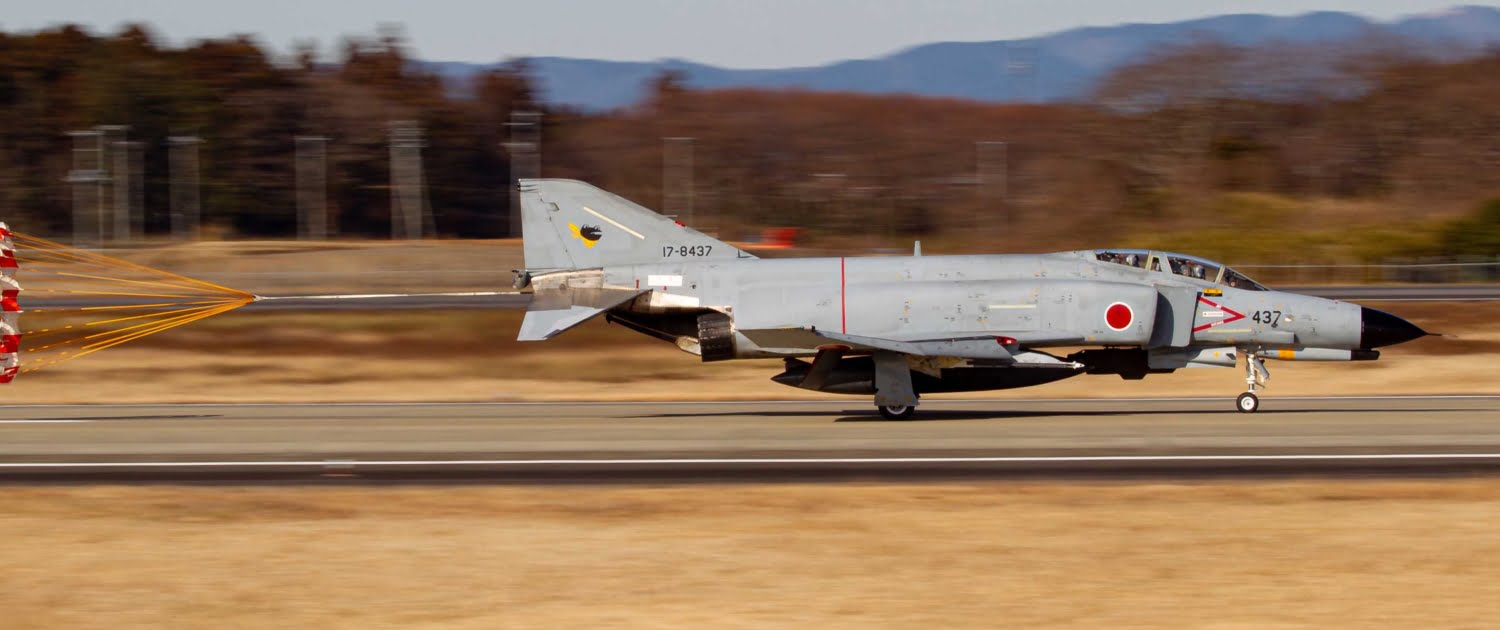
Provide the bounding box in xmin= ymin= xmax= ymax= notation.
xmin=0 ymin=223 xmax=255 ymax=383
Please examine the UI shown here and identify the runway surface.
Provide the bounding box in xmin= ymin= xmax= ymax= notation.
xmin=3 ymin=397 xmax=1500 ymax=483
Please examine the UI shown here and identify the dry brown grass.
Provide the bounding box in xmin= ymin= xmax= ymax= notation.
xmin=4 ymin=481 xmax=1500 ymax=628
xmin=69 ymin=239 xmax=524 ymax=294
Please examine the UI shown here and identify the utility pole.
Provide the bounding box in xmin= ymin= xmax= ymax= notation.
xmin=111 ymin=139 xmax=131 ymax=242
xmin=504 ymin=111 xmax=541 ymax=238
xmin=296 ymin=136 xmax=329 ymax=240
xmin=65 ymin=130 xmax=106 ymax=249
xmin=388 ymin=121 xmax=429 ymax=240
xmin=169 ymin=136 xmax=202 ymax=241
xmin=98 ymin=125 xmax=130 ymax=243
xmin=977 ymin=141 xmax=1009 ymax=228
xmin=127 ymin=141 xmax=144 ymax=239
xmin=663 ymin=136 xmax=695 ymax=227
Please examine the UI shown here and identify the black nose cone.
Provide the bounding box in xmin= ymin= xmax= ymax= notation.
xmin=1361 ymin=307 xmax=1428 ymax=349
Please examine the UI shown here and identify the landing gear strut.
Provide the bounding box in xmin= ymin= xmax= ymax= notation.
xmin=1238 ymin=354 xmax=1269 ymax=413
xmin=873 ymin=351 xmax=919 ymax=420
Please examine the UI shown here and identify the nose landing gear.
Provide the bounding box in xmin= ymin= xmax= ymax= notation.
xmin=1237 ymin=354 xmax=1269 ymax=413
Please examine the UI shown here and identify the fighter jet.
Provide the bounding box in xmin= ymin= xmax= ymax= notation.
xmin=514 ymin=180 xmax=1429 ymax=418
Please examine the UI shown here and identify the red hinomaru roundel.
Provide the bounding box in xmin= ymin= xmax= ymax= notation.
xmin=1105 ymin=302 xmax=1133 ymax=331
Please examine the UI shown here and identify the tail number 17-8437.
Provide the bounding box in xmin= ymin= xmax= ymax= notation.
xmin=665 ymin=245 xmax=713 ymax=258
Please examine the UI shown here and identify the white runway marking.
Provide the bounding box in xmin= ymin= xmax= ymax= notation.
xmin=3 ymin=453 xmax=1500 ymax=468
xmin=0 ymin=419 xmax=90 ymax=424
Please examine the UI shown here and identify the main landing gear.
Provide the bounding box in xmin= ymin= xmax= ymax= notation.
xmin=1237 ymin=354 xmax=1269 ymax=413
xmin=873 ymin=351 xmax=919 ymax=420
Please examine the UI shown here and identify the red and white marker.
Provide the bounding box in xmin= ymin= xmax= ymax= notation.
xmin=1192 ymin=296 xmax=1246 ymax=333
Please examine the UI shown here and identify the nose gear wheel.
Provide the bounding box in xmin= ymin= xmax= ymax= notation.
xmin=1236 ymin=392 xmax=1260 ymax=413
xmin=1237 ymin=354 xmax=1269 ymax=413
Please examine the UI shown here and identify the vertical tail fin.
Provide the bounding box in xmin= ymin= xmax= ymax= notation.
xmin=519 ymin=179 xmax=754 ymax=271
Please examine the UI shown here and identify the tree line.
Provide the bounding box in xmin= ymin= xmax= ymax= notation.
xmin=0 ymin=25 xmax=533 ymax=238
xmin=1 ymin=25 xmax=1497 ymax=258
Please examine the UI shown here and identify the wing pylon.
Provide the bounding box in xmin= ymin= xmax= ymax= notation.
xmin=740 ymin=326 xmax=1085 ymax=362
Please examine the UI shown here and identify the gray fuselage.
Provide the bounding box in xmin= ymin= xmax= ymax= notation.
xmin=601 ymin=250 xmax=1360 ymax=357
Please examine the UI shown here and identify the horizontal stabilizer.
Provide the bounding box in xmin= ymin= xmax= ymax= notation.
xmin=518 ymin=287 xmax=645 ymax=341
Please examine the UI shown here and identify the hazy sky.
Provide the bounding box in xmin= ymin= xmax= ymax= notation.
xmin=3 ymin=1 xmax=1492 ymax=67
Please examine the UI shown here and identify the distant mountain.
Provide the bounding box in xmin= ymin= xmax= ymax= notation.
xmin=426 ymin=5 xmax=1500 ymax=111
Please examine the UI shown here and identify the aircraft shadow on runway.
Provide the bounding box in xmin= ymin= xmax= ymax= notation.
xmin=628 ymin=408 xmax=1477 ymax=422
xmin=830 ymin=409 xmax=1472 ymax=423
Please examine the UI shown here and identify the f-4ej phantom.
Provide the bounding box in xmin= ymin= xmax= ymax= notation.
xmin=514 ymin=180 xmax=1429 ymax=418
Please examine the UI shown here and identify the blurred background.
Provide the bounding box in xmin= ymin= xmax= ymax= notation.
xmin=1 ymin=2 xmax=1499 ymax=288
xmin=8 ymin=7 xmax=1500 ymax=628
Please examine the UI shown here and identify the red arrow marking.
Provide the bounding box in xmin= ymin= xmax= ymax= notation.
xmin=1192 ymin=296 xmax=1246 ymax=333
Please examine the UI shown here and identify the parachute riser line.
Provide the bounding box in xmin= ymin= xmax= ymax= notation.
xmin=252 ymin=291 xmax=515 ymax=301
xmin=1 ymin=228 xmax=256 ymax=380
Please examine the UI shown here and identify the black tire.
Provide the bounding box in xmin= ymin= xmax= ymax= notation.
xmin=1236 ymin=392 xmax=1260 ymax=413
xmin=878 ymin=404 xmax=916 ymax=420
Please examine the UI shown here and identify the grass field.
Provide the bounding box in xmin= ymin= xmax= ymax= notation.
xmin=4 ymin=481 xmax=1500 ymax=628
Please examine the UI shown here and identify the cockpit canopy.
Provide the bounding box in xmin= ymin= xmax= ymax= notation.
xmin=1093 ymin=249 xmax=1267 ymax=291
